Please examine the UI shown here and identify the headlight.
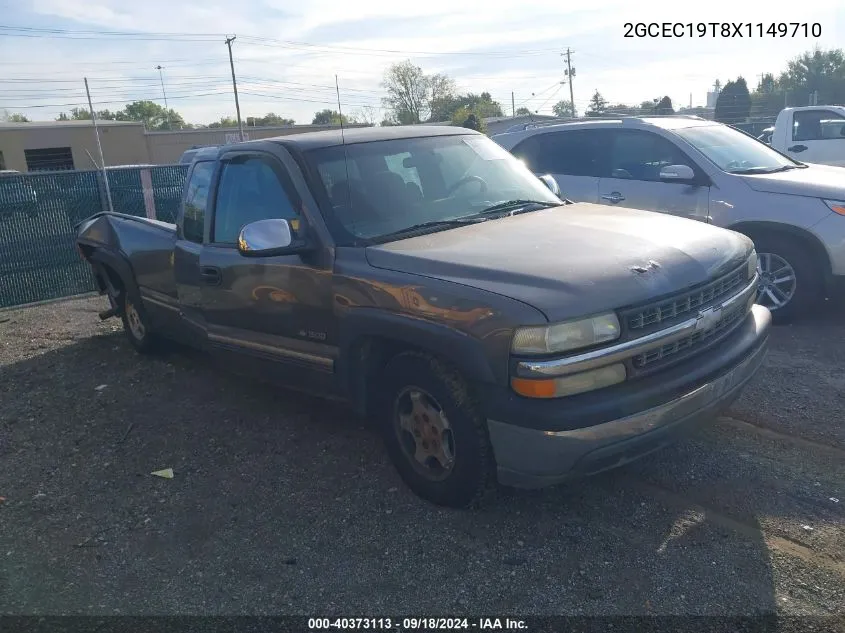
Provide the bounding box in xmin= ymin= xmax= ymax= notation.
xmin=823 ymin=199 xmax=845 ymax=216
xmin=747 ymin=250 xmax=758 ymax=280
xmin=511 ymin=313 xmax=620 ymax=355
xmin=511 ymin=363 xmax=627 ymax=398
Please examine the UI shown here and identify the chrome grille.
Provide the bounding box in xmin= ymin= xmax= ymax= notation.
xmin=631 ymin=304 xmax=746 ymax=368
xmin=626 ymin=267 xmax=746 ymax=331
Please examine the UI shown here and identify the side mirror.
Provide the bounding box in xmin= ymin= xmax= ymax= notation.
xmin=538 ymin=174 xmax=561 ymax=196
xmin=237 ymin=218 xmax=310 ymax=257
xmin=659 ymin=164 xmax=696 ymax=182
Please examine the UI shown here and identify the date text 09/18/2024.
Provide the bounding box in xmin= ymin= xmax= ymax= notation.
xmin=307 ymin=618 xmax=528 ymax=630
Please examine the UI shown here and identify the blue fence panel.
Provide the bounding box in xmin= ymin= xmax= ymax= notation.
xmin=0 ymin=165 xmax=188 ymax=308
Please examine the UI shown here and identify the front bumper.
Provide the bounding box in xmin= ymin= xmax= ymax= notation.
xmin=487 ymin=304 xmax=771 ymax=489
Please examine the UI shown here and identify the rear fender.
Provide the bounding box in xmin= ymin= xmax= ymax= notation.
xmin=87 ymin=247 xmax=142 ymax=305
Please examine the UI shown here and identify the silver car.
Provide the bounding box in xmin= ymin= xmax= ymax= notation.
xmin=494 ymin=116 xmax=845 ymax=322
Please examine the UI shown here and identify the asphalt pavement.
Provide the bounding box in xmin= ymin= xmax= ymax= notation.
xmin=0 ymin=296 xmax=842 ymax=617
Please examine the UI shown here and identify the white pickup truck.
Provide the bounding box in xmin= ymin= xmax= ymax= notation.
xmin=769 ymin=105 xmax=845 ymax=166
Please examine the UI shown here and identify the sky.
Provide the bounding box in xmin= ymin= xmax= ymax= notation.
xmin=1 ymin=0 xmax=843 ymax=126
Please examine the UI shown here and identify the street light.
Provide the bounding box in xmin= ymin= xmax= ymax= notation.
xmin=155 ymin=65 xmax=173 ymax=130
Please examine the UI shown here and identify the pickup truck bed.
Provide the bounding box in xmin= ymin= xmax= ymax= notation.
xmin=77 ymin=212 xmax=178 ymax=303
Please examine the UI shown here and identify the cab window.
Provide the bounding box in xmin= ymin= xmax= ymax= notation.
xmin=212 ymin=155 xmax=301 ymax=244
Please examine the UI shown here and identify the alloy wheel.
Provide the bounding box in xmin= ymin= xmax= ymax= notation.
xmin=756 ymin=252 xmax=797 ymax=310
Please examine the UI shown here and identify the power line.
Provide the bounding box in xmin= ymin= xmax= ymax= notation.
xmin=0 ymin=25 xmax=565 ymax=57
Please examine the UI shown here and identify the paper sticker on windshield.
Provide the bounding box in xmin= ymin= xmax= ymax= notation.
xmin=463 ymin=137 xmax=511 ymax=160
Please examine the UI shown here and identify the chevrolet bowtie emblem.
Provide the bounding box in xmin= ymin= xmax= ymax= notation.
xmin=695 ymin=306 xmax=722 ymax=332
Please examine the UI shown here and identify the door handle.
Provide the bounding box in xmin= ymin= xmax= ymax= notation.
xmin=788 ymin=144 xmax=808 ymax=152
xmin=601 ymin=192 xmax=625 ymax=203
xmin=200 ymin=266 xmax=222 ymax=286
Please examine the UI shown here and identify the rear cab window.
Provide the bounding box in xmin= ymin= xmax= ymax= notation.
xmin=181 ymin=161 xmax=214 ymax=243
xmin=511 ymin=130 xmax=604 ymax=177
xmin=792 ymin=110 xmax=845 ymax=141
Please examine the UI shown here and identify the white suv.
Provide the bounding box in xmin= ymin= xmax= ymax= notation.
xmin=494 ymin=116 xmax=845 ymax=322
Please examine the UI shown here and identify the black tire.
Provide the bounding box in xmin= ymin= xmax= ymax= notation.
xmin=752 ymin=234 xmax=823 ymax=324
xmin=378 ymin=352 xmax=495 ymax=508
xmin=120 ymin=291 xmax=157 ymax=353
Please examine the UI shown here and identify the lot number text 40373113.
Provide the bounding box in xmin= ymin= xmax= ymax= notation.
xmin=624 ymin=22 xmax=822 ymax=38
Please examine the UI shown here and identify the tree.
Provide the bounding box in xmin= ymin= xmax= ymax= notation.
xmin=552 ymin=100 xmax=575 ymax=118
xmin=654 ymin=96 xmax=674 ymax=114
xmin=208 ymin=116 xmax=240 ymax=128
xmin=779 ymin=48 xmax=845 ymax=106
xmin=757 ymin=73 xmax=777 ymax=94
xmin=312 ymin=109 xmax=348 ymax=125
xmin=246 ymin=112 xmax=295 ymax=127
xmin=451 ymin=106 xmax=487 ymax=133
xmin=7 ymin=113 xmax=29 ymax=122
xmin=119 ymin=100 xmax=184 ymax=130
xmin=351 ymin=106 xmax=378 ymax=126
xmin=429 ymin=74 xmax=457 ymax=113
xmin=586 ymin=90 xmax=608 ymax=116
xmin=382 ymin=60 xmax=431 ymax=124
xmin=382 ymin=60 xmax=460 ymax=124
xmin=640 ymin=99 xmax=658 ymax=112
xmin=515 ymin=106 xmax=532 ymax=116
xmin=715 ymin=77 xmax=751 ymax=123
xmin=57 ymin=107 xmax=117 ymax=121
xmin=432 ymin=92 xmax=503 ymax=122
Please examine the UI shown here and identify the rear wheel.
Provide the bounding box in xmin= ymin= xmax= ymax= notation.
xmin=752 ymin=235 xmax=822 ymax=324
xmin=378 ymin=352 xmax=494 ymax=508
xmin=121 ymin=292 xmax=157 ymax=353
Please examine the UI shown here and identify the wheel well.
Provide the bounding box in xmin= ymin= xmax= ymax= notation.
xmin=729 ymin=222 xmax=832 ymax=279
xmin=103 ymin=265 xmax=125 ymax=295
xmin=349 ymin=335 xmax=468 ymax=417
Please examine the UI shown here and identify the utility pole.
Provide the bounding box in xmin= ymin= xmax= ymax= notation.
xmin=563 ymin=48 xmax=576 ymax=118
xmin=155 ymin=65 xmax=172 ymax=130
xmin=224 ymin=35 xmax=245 ymax=142
xmin=512 ymin=91 xmax=515 ymax=117
xmin=84 ymin=78 xmax=113 ymax=214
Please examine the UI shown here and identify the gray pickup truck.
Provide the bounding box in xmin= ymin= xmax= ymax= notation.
xmin=76 ymin=126 xmax=770 ymax=507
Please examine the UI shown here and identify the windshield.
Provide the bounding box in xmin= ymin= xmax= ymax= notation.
xmin=675 ymin=124 xmax=800 ymax=174
xmin=304 ymin=134 xmax=561 ymax=244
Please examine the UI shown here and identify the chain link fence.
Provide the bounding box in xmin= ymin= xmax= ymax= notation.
xmin=0 ymin=165 xmax=188 ymax=309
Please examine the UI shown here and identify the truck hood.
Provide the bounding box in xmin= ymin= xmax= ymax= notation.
xmin=739 ymin=163 xmax=845 ymax=200
xmin=365 ymin=203 xmax=752 ymax=322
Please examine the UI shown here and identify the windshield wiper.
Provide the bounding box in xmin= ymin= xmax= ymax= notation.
xmin=372 ymin=217 xmax=488 ymax=242
xmin=472 ymin=199 xmax=561 ymax=218
xmin=731 ymin=164 xmax=806 ymax=174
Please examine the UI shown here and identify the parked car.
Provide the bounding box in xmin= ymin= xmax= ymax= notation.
xmin=76 ymin=126 xmax=770 ymax=507
xmin=0 ymin=169 xmax=38 ymax=219
xmin=768 ymin=106 xmax=845 ymax=166
xmin=494 ymin=116 xmax=845 ymax=322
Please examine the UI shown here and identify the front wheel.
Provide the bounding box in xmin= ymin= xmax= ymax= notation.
xmin=378 ymin=352 xmax=495 ymax=508
xmin=753 ymin=236 xmax=822 ymax=324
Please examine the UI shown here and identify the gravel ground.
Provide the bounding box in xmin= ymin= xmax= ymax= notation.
xmin=0 ymin=295 xmax=843 ymax=617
